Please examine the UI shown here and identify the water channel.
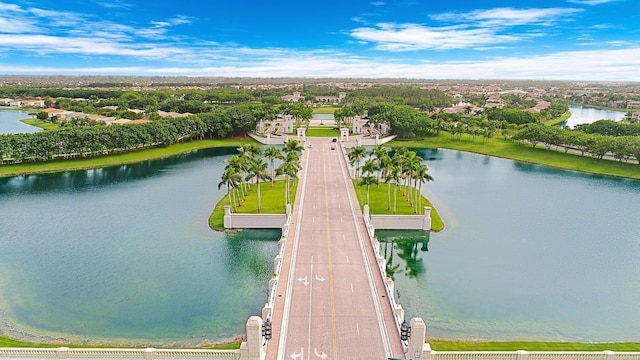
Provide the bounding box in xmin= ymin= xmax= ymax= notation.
xmin=0 ymin=147 xmax=638 ymax=344
xmin=0 ymin=109 xmax=39 ymax=134
xmin=564 ymin=105 xmax=627 ymax=128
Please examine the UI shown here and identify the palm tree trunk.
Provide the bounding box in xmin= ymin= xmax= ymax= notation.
xmin=257 ymin=179 xmax=262 ymax=213
xmin=387 ymin=181 xmax=391 ymax=210
xmin=227 ymin=184 xmax=234 ymax=212
xmin=366 ymin=184 xmax=370 ymax=205
xmin=393 ymin=183 xmax=397 ymax=215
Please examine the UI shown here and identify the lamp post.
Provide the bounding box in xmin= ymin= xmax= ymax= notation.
xmin=400 ymin=320 xmax=411 ymax=342
xmin=262 ymin=318 xmax=272 ymax=345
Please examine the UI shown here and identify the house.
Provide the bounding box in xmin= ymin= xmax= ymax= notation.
xmin=315 ymin=92 xmax=347 ymax=103
xmin=157 ymin=110 xmax=191 ymax=118
xmin=626 ymin=101 xmax=640 ymax=109
xmin=0 ymin=98 xmax=14 ymax=106
xmin=22 ymin=99 xmax=45 ymax=108
xmin=281 ymin=92 xmax=304 ymax=102
xmin=8 ymin=100 xmax=22 ymax=107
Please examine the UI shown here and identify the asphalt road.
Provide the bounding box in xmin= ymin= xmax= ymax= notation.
xmin=267 ymin=138 xmax=404 ymax=360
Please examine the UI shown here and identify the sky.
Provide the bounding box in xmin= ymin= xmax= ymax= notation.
xmin=0 ymin=0 xmax=639 ymax=80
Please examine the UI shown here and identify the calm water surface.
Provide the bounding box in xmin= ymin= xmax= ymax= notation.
xmin=379 ymin=149 xmax=640 ymax=342
xmin=1 ymin=147 xmax=639 ymax=344
xmin=0 ymin=109 xmax=39 ymax=134
xmin=0 ymin=148 xmax=278 ymax=345
xmin=564 ymin=105 xmax=627 ymax=128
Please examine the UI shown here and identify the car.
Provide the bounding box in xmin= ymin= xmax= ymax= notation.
xmin=308 ymin=143 xmax=312 ymax=148
xmin=332 ymin=138 xmax=337 ymax=142
xmin=330 ymin=146 xmax=335 ymax=150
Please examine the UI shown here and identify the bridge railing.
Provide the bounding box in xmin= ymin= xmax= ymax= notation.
xmin=425 ymin=350 xmax=640 ymax=360
xmin=0 ymin=347 xmax=241 ymax=359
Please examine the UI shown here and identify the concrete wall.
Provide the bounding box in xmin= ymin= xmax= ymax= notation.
xmin=0 ymin=347 xmax=240 ymax=359
xmin=223 ymin=205 xmax=289 ymax=229
xmin=247 ymin=133 xmax=288 ymax=145
xmin=364 ymin=205 xmax=432 ymax=231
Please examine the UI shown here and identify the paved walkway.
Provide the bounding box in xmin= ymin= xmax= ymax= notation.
xmin=267 ymin=138 xmax=404 ymax=360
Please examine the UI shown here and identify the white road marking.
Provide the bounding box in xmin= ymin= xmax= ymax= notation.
xmin=307 ymin=256 xmax=314 ymax=360
xmin=297 ymin=275 xmax=309 ymax=287
xmin=314 ymin=348 xmax=328 ymax=359
xmin=290 ymin=348 xmax=304 ymax=359
xmin=350 ymin=283 xmax=354 ymax=293
xmin=315 ymin=275 xmax=326 ymax=282
xmin=346 ymin=256 xmax=349 ymax=263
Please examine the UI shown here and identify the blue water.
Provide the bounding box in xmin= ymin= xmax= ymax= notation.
xmin=0 ymin=147 xmax=639 ymax=344
xmin=0 ymin=109 xmax=40 ymax=134
xmin=378 ymin=149 xmax=640 ymax=342
xmin=565 ymin=105 xmax=627 ymax=128
xmin=0 ymin=148 xmax=278 ymax=346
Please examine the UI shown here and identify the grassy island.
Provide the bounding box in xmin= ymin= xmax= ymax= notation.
xmin=209 ymin=180 xmax=297 ymax=231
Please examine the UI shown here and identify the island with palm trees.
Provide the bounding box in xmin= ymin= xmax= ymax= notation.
xmin=209 ymin=138 xmax=444 ymax=232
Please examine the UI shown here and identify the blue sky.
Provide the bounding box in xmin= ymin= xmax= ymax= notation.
xmin=0 ymin=0 xmax=639 ymax=80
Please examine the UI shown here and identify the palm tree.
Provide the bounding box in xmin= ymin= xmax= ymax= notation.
xmin=283 ymin=139 xmax=303 ymax=156
xmin=247 ymin=157 xmax=271 ymax=213
xmin=218 ymin=167 xmax=241 ymax=212
xmin=362 ymin=158 xmax=379 ymax=179
xmin=276 ymin=152 xmax=300 ymax=206
xmin=390 ymin=165 xmax=401 ymax=214
xmin=371 ymin=145 xmax=390 ymax=183
xmin=348 ymin=145 xmax=366 ymax=178
xmin=359 ymin=173 xmax=378 ymax=206
xmin=414 ymin=164 xmax=434 ymax=214
xmin=263 ymin=146 xmax=283 ymax=186
xmin=225 ymin=154 xmax=247 ymax=201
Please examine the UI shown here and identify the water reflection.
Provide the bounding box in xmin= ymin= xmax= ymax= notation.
xmin=379 ymin=230 xmax=430 ymax=280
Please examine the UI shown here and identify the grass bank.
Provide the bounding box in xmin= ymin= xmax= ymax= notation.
xmin=0 ymin=138 xmax=257 ymax=178
xmin=391 ymin=132 xmax=640 ymax=180
xmin=544 ymin=111 xmax=571 ymax=126
xmin=20 ymin=118 xmax=60 ymax=131
xmin=312 ymin=107 xmax=339 ymax=114
xmin=0 ymin=334 xmax=241 ymax=349
xmin=352 ymin=181 xmax=445 ymax=232
xmin=429 ymin=340 xmax=640 ymax=351
xmin=209 ymin=179 xmax=297 ymax=231
xmin=306 ymin=126 xmax=340 ymax=137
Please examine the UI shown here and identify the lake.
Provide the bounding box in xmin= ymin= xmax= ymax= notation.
xmin=378 ymin=148 xmax=640 ymax=342
xmin=0 ymin=147 xmax=638 ymax=344
xmin=564 ymin=105 xmax=627 ymax=128
xmin=0 ymin=109 xmax=39 ymax=134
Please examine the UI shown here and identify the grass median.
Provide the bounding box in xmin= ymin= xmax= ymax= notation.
xmin=305 ymin=127 xmax=340 ymax=137
xmin=0 ymin=138 xmax=256 ymax=178
xmin=352 ymin=181 xmax=445 ymax=232
xmin=209 ymin=180 xmax=297 ymax=231
xmin=429 ymin=340 xmax=640 ymax=351
xmin=391 ymin=132 xmax=640 ymax=180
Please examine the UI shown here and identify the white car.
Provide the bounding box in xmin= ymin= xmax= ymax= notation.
xmin=308 ymin=143 xmax=312 ymax=148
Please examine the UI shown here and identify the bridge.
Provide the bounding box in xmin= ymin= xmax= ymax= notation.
xmin=264 ymin=138 xmax=407 ymax=359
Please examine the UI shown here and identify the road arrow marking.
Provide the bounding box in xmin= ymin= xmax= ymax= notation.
xmin=314 ymin=348 xmax=328 ymax=359
xmin=315 ymin=275 xmax=326 ymax=282
xmin=297 ymin=275 xmax=309 ymax=286
xmin=290 ymin=348 xmax=304 ymax=359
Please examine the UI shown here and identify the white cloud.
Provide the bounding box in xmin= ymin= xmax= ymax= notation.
xmin=567 ymin=0 xmax=624 ymax=5
xmin=2 ymin=46 xmax=640 ymax=81
xmin=370 ymin=1 xmax=385 ymax=5
xmin=351 ymin=7 xmax=581 ymax=52
xmin=97 ymin=1 xmax=132 ymax=9
xmin=431 ymin=7 xmax=582 ymax=27
xmin=351 ymin=23 xmax=529 ymax=51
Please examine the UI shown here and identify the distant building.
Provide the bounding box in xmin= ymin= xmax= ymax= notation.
xmin=315 ymin=92 xmax=346 ymax=103
xmin=281 ymin=91 xmax=305 ymax=102
xmin=626 ymin=101 xmax=640 ymax=109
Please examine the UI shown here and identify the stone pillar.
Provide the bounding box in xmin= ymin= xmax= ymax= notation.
xmin=363 ymin=204 xmax=370 ymax=218
xmin=286 ymin=203 xmax=292 ymax=216
xmin=407 ymin=318 xmax=426 ymax=360
xmin=297 ymin=128 xmax=306 ymax=142
xmin=246 ymin=316 xmax=265 ymax=360
xmin=266 ymin=133 xmax=271 ymax=145
xmin=56 ymin=347 xmax=69 ymax=360
xmin=340 ymin=128 xmax=349 ymax=142
xmin=143 ymin=348 xmax=156 ymax=360
xmin=603 ymin=350 xmax=615 ymax=360
xmin=516 ymin=350 xmax=529 ymax=360
xmin=224 ymin=205 xmax=232 ymax=229
xmin=375 ymin=134 xmax=380 ymax=145
xmin=422 ymin=343 xmax=433 ymax=360
xmin=395 ymin=304 xmax=404 ymax=325
xmin=423 ymin=207 xmax=432 ymax=231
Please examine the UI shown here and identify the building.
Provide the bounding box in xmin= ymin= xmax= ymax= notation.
xmin=315 ymin=92 xmax=347 ymax=103
xmin=281 ymin=92 xmax=305 ymax=102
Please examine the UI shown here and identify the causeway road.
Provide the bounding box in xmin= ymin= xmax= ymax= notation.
xmin=267 ymin=138 xmax=404 ymax=360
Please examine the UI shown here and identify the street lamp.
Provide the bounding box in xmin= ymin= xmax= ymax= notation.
xmin=400 ymin=320 xmax=411 ymax=341
xmin=262 ymin=318 xmax=272 ymax=342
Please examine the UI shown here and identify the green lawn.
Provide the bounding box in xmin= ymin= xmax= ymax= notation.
xmin=209 ymin=179 xmax=298 ymax=231
xmin=544 ymin=111 xmax=571 ymax=126
xmin=429 ymin=340 xmax=640 ymax=352
xmin=20 ymin=118 xmax=61 ymax=131
xmin=0 ymin=334 xmax=240 ymax=349
xmin=391 ymin=132 xmax=640 ymax=180
xmin=305 ymin=127 xmax=340 ymax=137
xmin=312 ymin=107 xmax=339 ymax=114
xmin=0 ymin=138 xmax=256 ymax=178
xmin=352 ymin=181 xmax=445 ymax=232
